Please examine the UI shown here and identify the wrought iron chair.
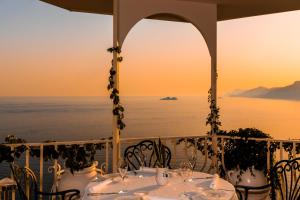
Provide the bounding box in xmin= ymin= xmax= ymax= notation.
xmin=235 ymin=157 xmax=300 ymax=200
xmin=270 ymin=157 xmax=300 ymax=200
xmin=10 ymin=164 xmax=80 ymax=200
xmin=234 ymin=184 xmax=271 ymax=200
xmin=124 ymin=140 xmax=172 ymax=171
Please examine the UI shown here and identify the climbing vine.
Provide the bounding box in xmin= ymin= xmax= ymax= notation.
xmin=107 ymin=46 xmax=126 ymax=131
xmin=206 ymin=88 xmax=221 ymax=135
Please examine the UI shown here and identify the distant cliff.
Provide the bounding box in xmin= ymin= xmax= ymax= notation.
xmin=230 ymin=81 xmax=300 ymax=101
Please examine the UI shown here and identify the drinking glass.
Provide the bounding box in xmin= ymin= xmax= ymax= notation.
xmin=180 ymin=161 xmax=193 ymax=182
xmin=118 ymin=158 xmax=128 ymax=193
xmin=137 ymin=150 xmax=146 ymax=178
xmin=180 ymin=160 xmax=193 ymax=197
xmin=187 ymin=146 xmax=197 ymax=175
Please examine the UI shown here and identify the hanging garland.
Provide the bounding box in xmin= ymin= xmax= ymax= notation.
xmin=107 ymin=46 xmax=126 ymax=131
xmin=206 ymin=88 xmax=221 ymax=135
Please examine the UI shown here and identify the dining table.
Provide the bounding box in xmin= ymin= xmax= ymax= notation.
xmin=82 ymin=168 xmax=238 ymax=200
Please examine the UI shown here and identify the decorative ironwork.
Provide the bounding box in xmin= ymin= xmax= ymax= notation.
xmin=270 ymin=157 xmax=300 ymax=200
xmin=124 ymin=140 xmax=171 ymax=171
xmin=235 ymin=184 xmax=271 ymax=200
xmin=10 ymin=164 xmax=80 ymax=200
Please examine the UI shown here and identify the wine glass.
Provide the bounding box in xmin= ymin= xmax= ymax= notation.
xmin=180 ymin=161 xmax=193 ymax=182
xmin=187 ymin=146 xmax=197 ymax=174
xmin=118 ymin=158 xmax=128 ymax=193
xmin=180 ymin=160 xmax=193 ymax=197
xmin=137 ymin=150 xmax=146 ymax=178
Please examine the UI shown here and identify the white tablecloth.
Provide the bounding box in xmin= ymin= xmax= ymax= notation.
xmin=82 ymin=170 xmax=238 ymax=200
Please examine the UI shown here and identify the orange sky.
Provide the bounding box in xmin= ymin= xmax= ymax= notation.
xmin=0 ymin=0 xmax=300 ymax=96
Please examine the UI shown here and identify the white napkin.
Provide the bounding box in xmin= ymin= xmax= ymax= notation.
xmin=87 ymin=178 xmax=112 ymax=193
xmin=209 ymin=174 xmax=221 ymax=189
xmin=146 ymin=196 xmax=177 ymax=200
xmin=0 ymin=178 xmax=16 ymax=186
xmin=139 ymin=167 xmax=156 ymax=173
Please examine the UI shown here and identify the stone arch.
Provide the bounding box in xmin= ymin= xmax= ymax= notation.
xmin=116 ymin=0 xmax=217 ymax=59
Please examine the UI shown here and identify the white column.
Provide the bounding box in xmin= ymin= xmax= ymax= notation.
xmin=211 ymin=47 xmax=218 ymax=171
xmin=112 ymin=0 xmax=120 ymax=173
xmin=211 ymin=56 xmax=218 ymax=171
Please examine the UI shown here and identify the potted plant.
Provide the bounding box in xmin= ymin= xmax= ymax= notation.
xmin=219 ymin=128 xmax=274 ymax=199
xmin=55 ymin=143 xmax=106 ymax=194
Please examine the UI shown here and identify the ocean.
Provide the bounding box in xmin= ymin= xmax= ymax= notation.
xmin=0 ymin=96 xmax=299 ymax=194
xmin=0 ymin=96 xmax=299 ymax=142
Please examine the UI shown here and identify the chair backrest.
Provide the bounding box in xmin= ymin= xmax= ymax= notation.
xmin=124 ymin=140 xmax=171 ymax=170
xmin=270 ymin=157 xmax=300 ymax=200
xmin=10 ymin=164 xmax=38 ymax=200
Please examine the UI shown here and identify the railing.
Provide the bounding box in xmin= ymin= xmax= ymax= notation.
xmin=1 ymin=135 xmax=300 ymax=199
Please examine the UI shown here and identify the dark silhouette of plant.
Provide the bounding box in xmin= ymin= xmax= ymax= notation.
xmin=0 ymin=135 xmax=26 ymax=163
xmin=206 ymin=89 xmax=221 ymax=135
xmin=107 ymin=46 xmax=125 ymax=131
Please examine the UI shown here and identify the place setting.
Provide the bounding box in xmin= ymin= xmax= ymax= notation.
xmin=83 ymin=155 xmax=237 ymax=200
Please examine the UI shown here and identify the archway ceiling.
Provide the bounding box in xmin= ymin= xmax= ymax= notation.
xmin=40 ymin=0 xmax=300 ymax=21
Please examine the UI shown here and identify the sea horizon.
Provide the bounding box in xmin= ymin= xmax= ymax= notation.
xmin=0 ymin=96 xmax=299 ymax=143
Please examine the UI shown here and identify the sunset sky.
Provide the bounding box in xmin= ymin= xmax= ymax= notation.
xmin=1 ymin=0 xmax=300 ymax=96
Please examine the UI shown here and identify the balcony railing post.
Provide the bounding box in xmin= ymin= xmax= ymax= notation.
xmin=267 ymin=140 xmax=270 ymax=171
xmin=39 ymin=144 xmax=43 ymax=199
xmin=212 ymin=135 xmax=218 ymax=172
xmin=280 ymin=142 xmax=283 ymax=160
xmin=292 ymin=142 xmax=296 ymax=158
xmin=221 ymin=137 xmax=225 ymax=171
xmin=25 ymin=147 xmax=30 ymax=199
xmin=10 ymin=146 xmax=16 ymax=200
xmin=172 ymin=139 xmax=177 ymax=166
xmin=53 ymin=144 xmax=58 ymax=192
xmin=105 ymin=142 xmax=109 ymax=173
xmin=200 ymin=137 xmax=208 ymax=172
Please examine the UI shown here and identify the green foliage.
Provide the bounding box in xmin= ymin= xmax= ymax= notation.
xmin=107 ymin=46 xmax=126 ymax=131
xmin=0 ymin=135 xmax=27 ymax=163
xmin=206 ymin=89 xmax=221 ymax=135
xmin=30 ymin=141 xmax=59 ymax=161
xmin=282 ymin=142 xmax=300 ymax=159
xmin=219 ymin=128 xmax=273 ymax=175
xmin=0 ymin=135 xmax=110 ymax=174
xmin=58 ymin=143 xmax=103 ymax=174
xmin=176 ymin=128 xmax=277 ymax=177
xmin=0 ymin=145 xmax=14 ymax=163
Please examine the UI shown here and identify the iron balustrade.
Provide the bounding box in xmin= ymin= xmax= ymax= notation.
xmin=1 ymin=136 xmax=299 ymax=200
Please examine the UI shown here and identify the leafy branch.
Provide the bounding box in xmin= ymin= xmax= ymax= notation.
xmin=206 ymin=88 xmax=221 ymax=135
xmin=107 ymin=46 xmax=126 ymax=131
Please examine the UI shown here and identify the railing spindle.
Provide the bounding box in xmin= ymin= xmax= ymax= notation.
xmin=39 ymin=144 xmax=43 ymax=198
xmin=200 ymin=137 xmax=208 ymax=172
xmin=105 ymin=142 xmax=109 ymax=173
xmin=267 ymin=140 xmax=270 ymax=171
xmin=211 ymin=135 xmax=218 ymax=172
xmin=25 ymin=147 xmax=30 ymax=199
xmin=221 ymin=137 xmax=225 ymax=171
xmin=292 ymin=142 xmax=296 ymax=158
xmin=53 ymin=144 xmax=58 ymax=192
xmin=172 ymin=139 xmax=177 ymax=165
xmin=10 ymin=146 xmax=16 ymax=200
xmin=280 ymin=142 xmax=283 ymax=160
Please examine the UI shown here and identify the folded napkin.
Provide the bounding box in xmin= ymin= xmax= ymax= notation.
xmin=0 ymin=178 xmax=16 ymax=186
xmin=209 ymin=174 xmax=221 ymax=189
xmin=146 ymin=196 xmax=177 ymax=200
xmin=139 ymin=167 xmax=156 ymax=173
xmin=87 ymin=178 xmax=112 ymax=193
